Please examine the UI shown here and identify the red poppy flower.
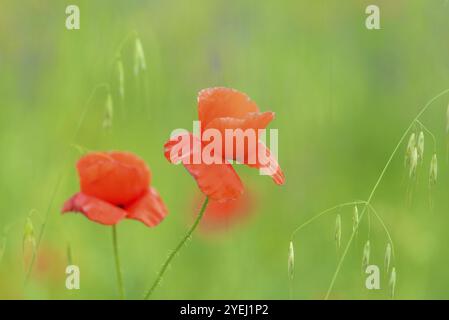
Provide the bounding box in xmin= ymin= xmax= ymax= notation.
xmin=164 ymin=87 xmax=285 ymax=201
xmin=61 ymin=151 xmax=168 ymax=227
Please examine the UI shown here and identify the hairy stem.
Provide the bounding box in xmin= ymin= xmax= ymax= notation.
xmin=144 ymin=197 xmax=209 ymax=300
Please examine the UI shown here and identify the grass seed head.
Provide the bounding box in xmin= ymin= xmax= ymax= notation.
xmin=429 ymin=153 xmax=438 ymax=185
xmin=352 ymin=205 xmax=359 ymax=234
xmin=0 ymin=235 xmax=6 ymax=264
xmin=103 ymin=93 xmax=114 ymax=129
xmin=389 ymin=267 xmax=397 ymax=298
xmin=384 ymin=243 xmax=392 ymax=273
xmin=23 ymin=217 xmax=36 ymax=268
xmin=405 ymin=133 xmax=416 ymax=167
xmin=409 ymin=147 xmax=418 ymax=178
xmin=335 ymin=214 xmax=342 ymax=249
xmin=116 ymin=57 xmax=125 ymax=100
xmin=417 ymin=131 xmax=424 ymax=162
xmin=362 ymin=240 xmax=370 ymax=270
xmin=446 ymin=103 xmax=449 ymax=132
xmin=288 ymin=241 xmax=294 ymax=280
xmin=134 ymin=37 xmax=147 ymax=76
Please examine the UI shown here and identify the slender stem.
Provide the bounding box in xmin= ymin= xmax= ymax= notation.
xmin=112 ymin=225 xmax=125 ymax=300
xmin=364 ymin=202 xmax=395 ymax=259
xmin=290 ymin=201 xmax=367 ymax=240
xmin=324 ymin=88 xmax=449 ymax=299
xmin=24 ymin=83 xmax=108 ymax=286
xmin=144 ymin=197 xmax=209 ymax=300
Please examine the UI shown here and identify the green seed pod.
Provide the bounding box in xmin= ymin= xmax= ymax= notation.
xmin=288 ymin=241 xmax=294 ymax=280
xmin=335 ymin=214 xmax=342 ymax=249
xmin=429 ymin=153 xmax=438 ymax=185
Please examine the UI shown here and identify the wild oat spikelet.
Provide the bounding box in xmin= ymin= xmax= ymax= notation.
xmin=389 ymin=267 xmax=397 ymax=298
xmin=116 ymin=57 xmax=125 ymax=100
xmin=362 ymin=240 xmax=370 ymax=270
xmin=102 ymin=93 xmax=114 ymax=129
xmin=335 ymin=214 xmax=342 ymax=249
xmin=23 ymin=217 xmax=36 ymax=268
xmin=384 ymin=243 xmax=392 ymax=273
xmin=405 ymin=132 xmax=416 ymax=167
xmin=0 ymin=235 xmax=6 ymax=264
xmin=429 ymin=153 xmax=438 ymax=185
xmin=409 ymin=147 xmax=418 ymax=178
xmin=446 ymin=103 xmax=449 ymax=132
xmin=134 ymin=37 xmax=147 ymax=76
xmin=352 ymin=205 xmax=359 ymax=235
xmin=288 ymin=241 xmax=294 ymax=280
xmin=417 ymin=131 xmax=424 ymax=162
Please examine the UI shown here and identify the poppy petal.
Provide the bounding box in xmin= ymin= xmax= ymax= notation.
xmin=245 ymin=141 xmax=285 ymax=185
xmin=204 ymin=111 xmax=274 ymax=133
xmin=77 ymin=152 xmax=151 ymax=207
xmin=164 ymin=133 xmax=244 ymax=201
xmin=125 ymin=187 xmax=168 ymax=227
xmin=61 ymin=192 xmax=127 ymax=225
xmin=198 ymin=87 xmax=260 ymax=129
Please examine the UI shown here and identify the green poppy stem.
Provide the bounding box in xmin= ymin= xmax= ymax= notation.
xmin=112 ymin=225 xmax=125 ymax=300
xmin=144 ymin=196 xmax=209 ymax=300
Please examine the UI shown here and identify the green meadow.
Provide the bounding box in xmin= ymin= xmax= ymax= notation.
xmin=1 ymin=0 xmax=449 ymax=299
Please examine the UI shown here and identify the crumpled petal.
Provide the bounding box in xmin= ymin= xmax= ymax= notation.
xmin=198 ymin=87 xmax=261 ymax=129
xmin=62 ymin=192 xmax=127 ymax=225
xmin=125 ymin=187 xmax=168 ymax=227
xmin=164 ymin=133 xmax=244 ymax=201
xmin=77 ymin=152 xmax=150 ymax=207
xmin=203 ymin=112 xmax=274 ymax=162
xmin=204 ymin=111 xmax=274 ymax=133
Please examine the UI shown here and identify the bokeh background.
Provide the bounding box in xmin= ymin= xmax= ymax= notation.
xmin=1 ymin=0 xmax=449 ymax=299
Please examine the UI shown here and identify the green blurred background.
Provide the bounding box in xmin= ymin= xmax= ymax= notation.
xmin=1 ymin=0 xmax=449 ymax=299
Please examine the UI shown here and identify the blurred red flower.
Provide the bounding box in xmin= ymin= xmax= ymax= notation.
xmin=164 ymin=87 xmax=285 ymax=202
xmin=62 ymin=151 xmax=168 ymax=227
xmin=194 ymin=192 xmax=254 ymax=232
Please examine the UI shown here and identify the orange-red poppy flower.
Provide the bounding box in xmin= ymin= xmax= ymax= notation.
xmin=62 ymin=151 xmax=168 ymax=227
xmin=164 ymin=87 xmax=285 ymax=201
